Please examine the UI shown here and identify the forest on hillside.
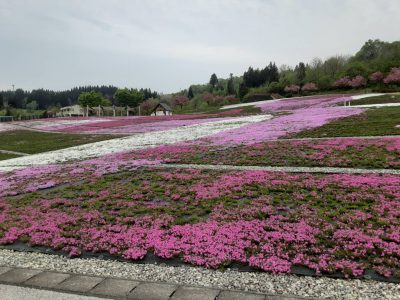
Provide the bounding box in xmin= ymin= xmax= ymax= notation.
xmin=184 ymin=39 xmax=400 ymax=101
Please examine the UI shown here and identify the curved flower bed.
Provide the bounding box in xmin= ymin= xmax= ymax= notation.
xmin=13 ymin=110 xmax=246 ymax=134
xmin=205 ymin=96 xmax=364 ymax=144
xmin=1 ymin=166 xmax=399 ymax=279
xmin=130 ymin=137 xmax=400 ymax=169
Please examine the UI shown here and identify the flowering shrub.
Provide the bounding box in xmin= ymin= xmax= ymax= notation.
xmin=301 ymin=82 xmax=318 ymax=91
xmin=171 ymin=95 xmax=189 ymax=109
xmin=349 ymin=75 xmax=367 ymax=88
xmin=334 ymin=77 xmax=352 ymax=88
xmin=369 ymin=71 xmax=385 ymax=83
xmin=334 ymin=76 xmax=366 ymax=88
xmin=384 ymin=68 xmax=400 ymax=85
xmin=284 ymin=85 xmax=300 ymax=93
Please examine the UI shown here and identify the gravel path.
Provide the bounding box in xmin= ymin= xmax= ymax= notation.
xmin=0 ymin=250 xmax=398 ymax=300
xmin=0 ymin=149 xmax=29 ymax=156
xmin=278 ymin=135 xmax=400 ymax=141
xmin=159 ymin=163 xmax=400 ymax=175
xmin=0 ymin=115 xmax=271 ymax=172
xmin=350 ymin=93 xmax=385 ymax=100
xmin=220 ymin=93 xmax=386 ymax=110
xmin=345 ymin=103 xmax=400 ymax=108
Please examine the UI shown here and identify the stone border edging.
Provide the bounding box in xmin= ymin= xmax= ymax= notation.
xmin=0 ymin=265 xmax=315 ymax=300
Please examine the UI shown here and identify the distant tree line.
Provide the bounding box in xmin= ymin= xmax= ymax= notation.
xmin=2 ymin=39 xmax=400 ymax=113
xmin=183 ymin=39 xmax=400 ymax=102
xmin=0 ymin=85 xmax=159 ymax=110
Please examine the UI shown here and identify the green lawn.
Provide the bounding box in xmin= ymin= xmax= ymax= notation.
xmin=291 ymin=106 xmax=400 ymax=138
xmin=0 ymin=130 xmax=122 ymax=155
xmin=0 ymin=152 xmax=19 ymax=161
xmin=347 ymin=93 xmax=400 ymax=106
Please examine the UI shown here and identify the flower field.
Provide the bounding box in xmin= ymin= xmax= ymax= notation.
xmin=1 ymin=164 xmax=399 ymax=278
xmin=5 ymin=109 xmax=247 ymax=134
xmin=0 ymin=94 xmax=399 ymax=281
xmin=132 ymin=137 xmax=400 ymax=169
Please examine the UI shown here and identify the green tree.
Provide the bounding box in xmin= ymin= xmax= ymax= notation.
xmin=295 ymin=62 xmax=306 ymax=85
xmin=114 ymin=88 xmax=144 ymax=107
xmin=238 ymin=82 xmax=249 ymax=100
xmin=345 ymin=61 xmax=369 ymax=78
xmin=354 ymin=39 xmax=386 ymax=61
xmin=188 ymin=86 xmax=194 ymax=99
xmin=78 ymin=91 xmax=104 ymax=107
xmin=26 ymin=100 xmax=38 ymax=111
xmin=227 ymin=73 xmax=236 ymax=95
xmin=322 ymin=55 xmax=349 ymax=79
xmin=209 ymin=73 xmax=218 ymax=89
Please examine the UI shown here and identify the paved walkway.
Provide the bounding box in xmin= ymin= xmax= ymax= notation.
xmin=0 ymin=284 xmax=104 ymax=300
xmin=0 ymin=266 xmax=313 ymax=300
xmin=159 ymin=163 xmax=400 ymax=175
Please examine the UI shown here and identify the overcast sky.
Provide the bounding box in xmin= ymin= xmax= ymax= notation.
xmin=0 ymin=0 xmax=399 ymax=93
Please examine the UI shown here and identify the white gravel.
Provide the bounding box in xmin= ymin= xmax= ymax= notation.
xmin=12 ymin=118 xmax=110 ymax=130
xmin=0 ymin=115 xmax=272 ymax=172
xmin=345 ymin=103 xmax=400 ymax=108
xmin=220 ymin=94 xmax=327 ymax=110
xmin=220 ymin=94 xmax=391 ymax=110
xmin=159 ymin=163 xmax=400 ymax=175
xmin=350 ymin=93 xmax=386 ymax=100
xmin=0 ymin=250 xmax=398 ymax=300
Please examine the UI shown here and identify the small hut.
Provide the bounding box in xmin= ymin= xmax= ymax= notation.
xmin=59 ymin=105 xmax=85 ymax=117
xmin=151 ymin=103 xmax=172 ymax=116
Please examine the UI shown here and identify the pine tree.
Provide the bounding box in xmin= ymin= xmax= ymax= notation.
xmin=227 ymin=73 xmax=235 ymax=95
xmin=238 ymin=82 xmax=248 ymax=100
xmin=188 ymin=86 xmax=194 ymax=99
xmin=295 ymin=62 xmax=306 ymax=85
xmin=209 ymin=73 xmax=219 ymax=89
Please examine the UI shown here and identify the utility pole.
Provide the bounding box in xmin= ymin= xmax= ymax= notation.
xmin=12 ymin=84 xmax=15 ymax=92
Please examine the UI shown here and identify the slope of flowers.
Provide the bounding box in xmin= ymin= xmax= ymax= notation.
xmin=12 ymin=118 xmax=112 ymax=131
xmin=201 ymin=95 xmax=364 ymax=145
xmin=0 ymin=167 xmax=399 ymax=279
xmin=0 ymin=115 xmax=271 ymax=172
xmin=60 ymin=116 xmax=239 ymax=134
xmin=11 ymin=110 xmax=245 ymax=134
xmin=130 ymin=137 xmax=400 ymax=169
xmin=0 ymin=123 xmax=18 ymax=132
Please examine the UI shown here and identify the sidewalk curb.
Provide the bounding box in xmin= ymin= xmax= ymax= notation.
xmin=0 ymin=265 xmax=316 ymax=300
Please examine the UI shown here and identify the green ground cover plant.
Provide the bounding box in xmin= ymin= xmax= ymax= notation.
xmin=0 ymin=130 xmax=120 ymax=154
xmin=0 ymin=153 xmax=19 ymax=161
xmin=291 ymin=107 xmax=400 ymax=138
xmin=130 ymin=137 xmax=400 ymax=169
